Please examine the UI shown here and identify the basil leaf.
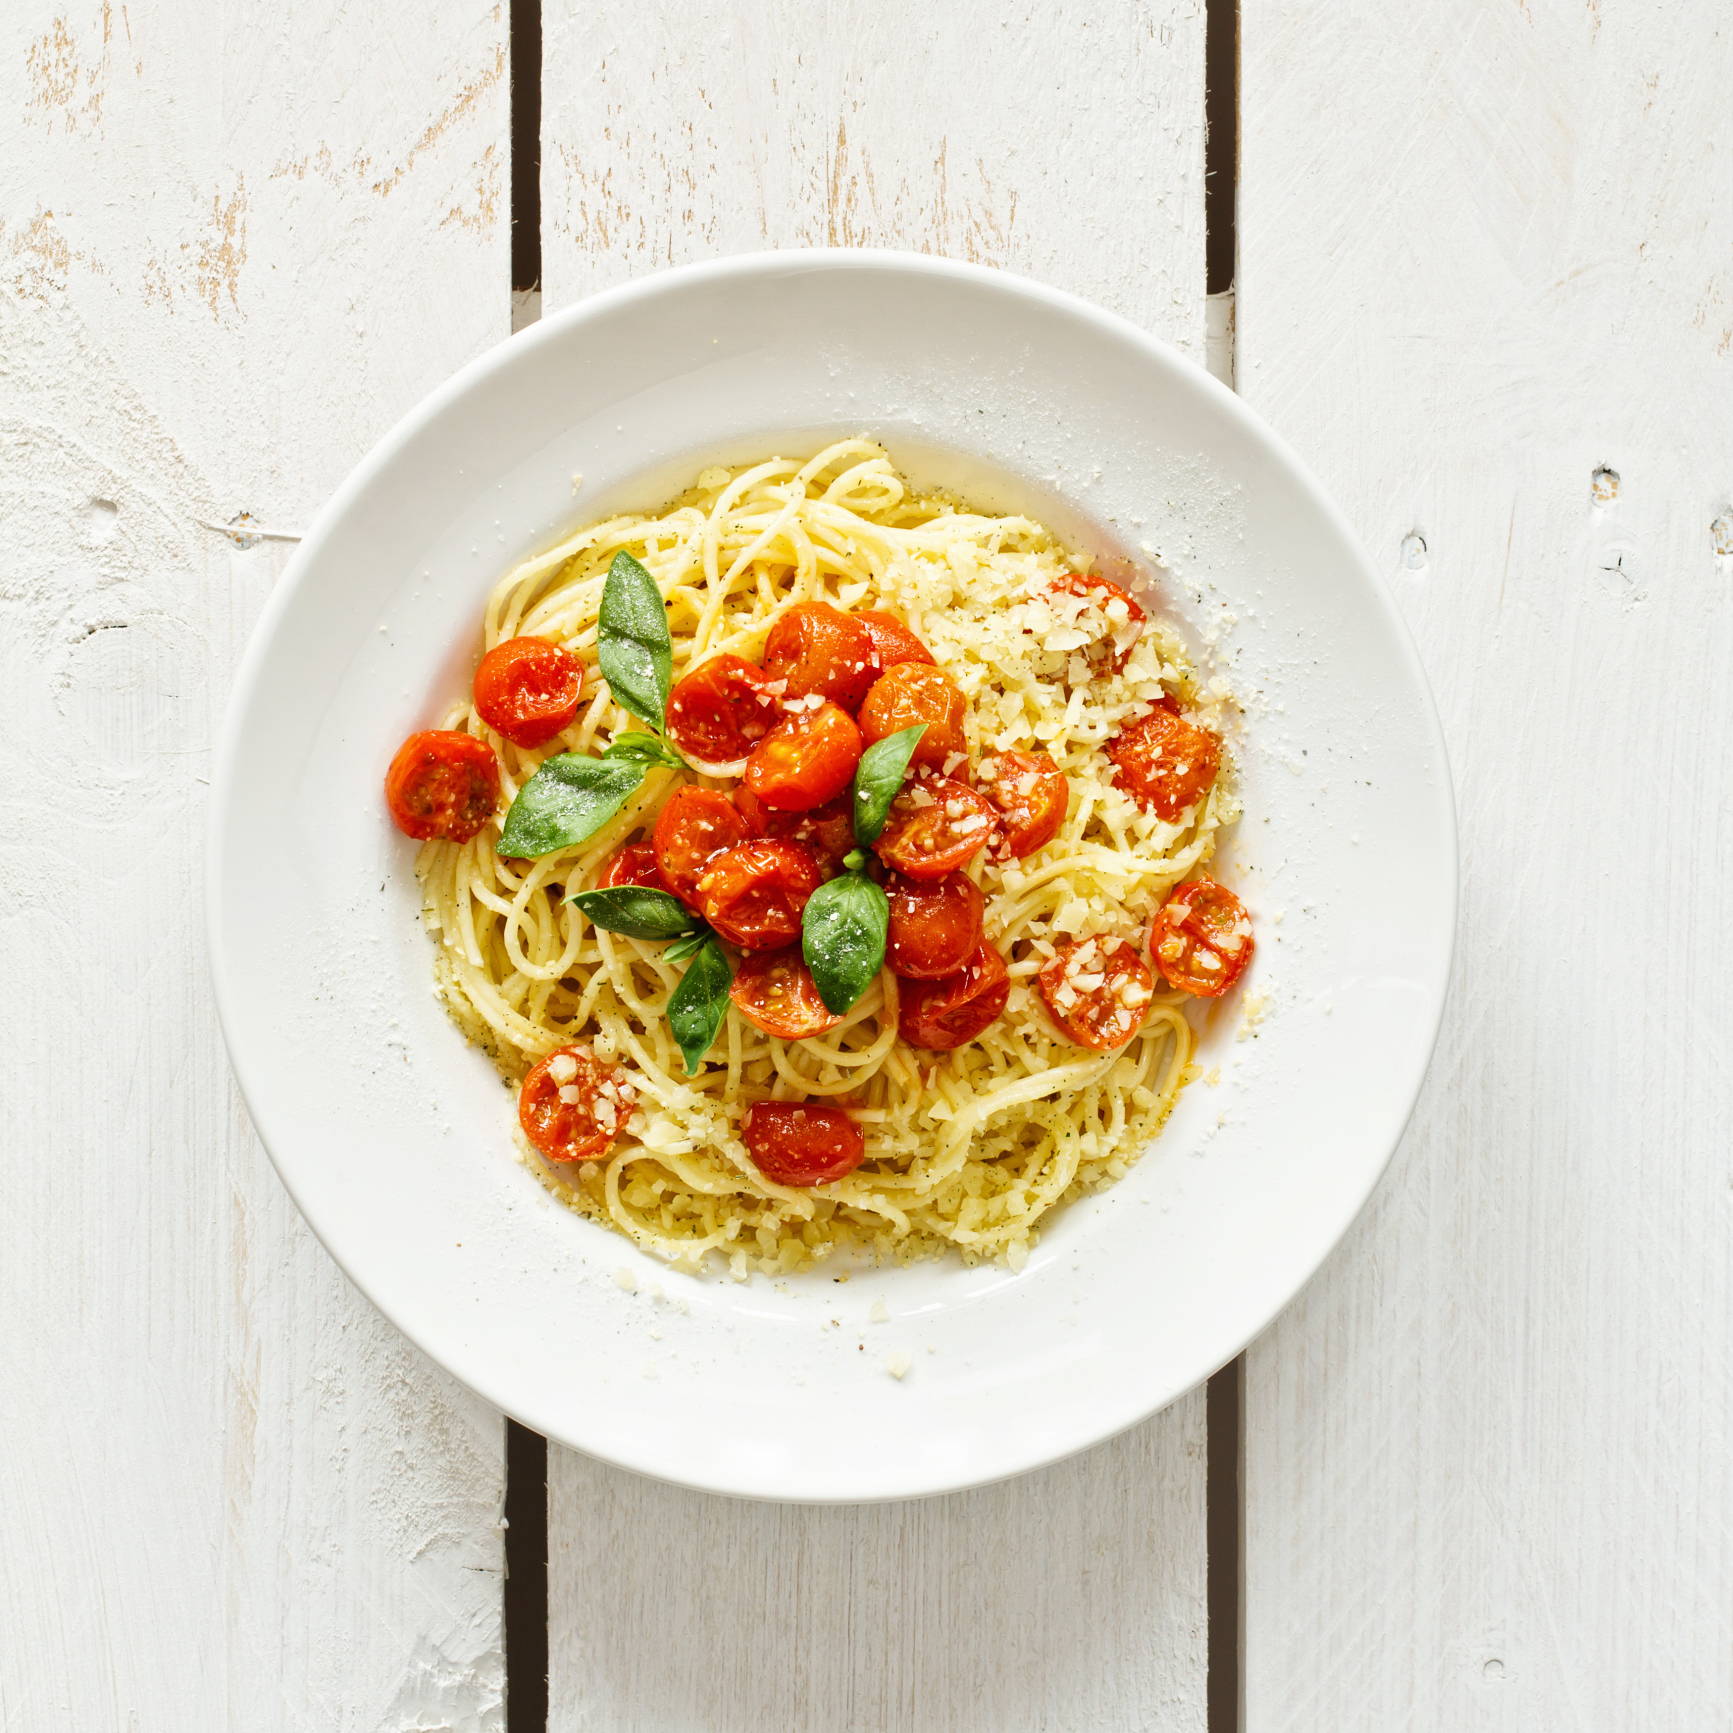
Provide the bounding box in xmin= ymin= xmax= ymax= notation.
xmin=598 ymin=550 xmax=673 ymax=731
xmin=568 ymin=886 xmax=700 ymax=940
xmin=801 ymin=871 xmax=890 ymax=1015
xmin=601 ymin=733 xmax=686 ymax=771
xmin=662 ymin=930 xmax=710 ymax=964
xmin=851 ymin=723 xmax=926 ymax=845
xmin=667 ymin=934 xmax=733 ymax=1075
xmin=495 ymin=754 xmax=647 ymax=858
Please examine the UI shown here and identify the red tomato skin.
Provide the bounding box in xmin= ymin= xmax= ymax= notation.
xmin=1104 ymin=707 xmax=1222 ymax=820
xmin=856 ymin=610 xmax=935 ymax=670
xmin=518 ymin=1045 xmax=636 ymax=1163
xmin=696 ymin=839 xmax=823 ymax=950
xmin=1149 ymin=879 xmax=1254 ymax=997
xmin=858 ymin=662 xmax=969 ymax=769
xmin=884 ymin=872 xmax=984 ymax=979
xmin=729 ymin=948 xmax=844 ymax=1039
xmin=742 ymin=700 xmax=864 ymax=812
xmin=665 ymin=655 xmax=782 ymax=771
xmin=472 ymin=636 xmax=585 ymax=748
xmin=598 ymin=843 xmax=667 ymax=891
xmin=653 ymin=786 xmax=751 ymax=907
xmin=981 ymin=751 xmax=1069 ymax=859
xmin=873 ymin=775 xmax=999 ymax=881
xmin=734 ymin=787 xmax=855 ymax=878
xmin=897 ymin=942 xmax=1011 ymax=1050
xmin=1037 ymin=938 xmax=1156 ymax=1050
xmin=385 ymin=730 xmax=501 ymax=843
xmin=742 ymin=1101 xmax=866 ymax=1186
xmin=763 ymin=601 xmax=878 ymax=711
xmin=1047 ymin=572 xmax=1147 ymax=673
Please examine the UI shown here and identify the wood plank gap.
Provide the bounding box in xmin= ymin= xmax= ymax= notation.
xmin=511 ymin=0 xmax=543 ymax=292
xmin=1206 ymin=1357 xmax=1245 ymax=1733
xmin=504 ymin=1420 xmax=550 ymax=1733
xmin=1204 ymin=0 xmax=1238 ymax=293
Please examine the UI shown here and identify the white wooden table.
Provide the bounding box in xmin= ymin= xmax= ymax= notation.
xmin=6 ymin=2 xmax=1729 ymax=1726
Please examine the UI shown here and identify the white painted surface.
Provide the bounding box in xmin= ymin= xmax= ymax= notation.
xmin=1238 ymin=0 xmax=1733 ymax=1725
xmin=550 ymin=1408 xmax=1206 ymax=1733
xmin=1 ymin=3 xmax=510 ymax=1727
xmin=541 ymin=4 xmax=1211 ymax=1725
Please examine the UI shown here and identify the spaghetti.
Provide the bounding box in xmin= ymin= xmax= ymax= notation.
xmin=414 ymin=441 xmax=1242 ymax=1275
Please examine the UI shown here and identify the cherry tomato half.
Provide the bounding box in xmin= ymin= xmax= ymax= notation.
xmin=653 ymin=786 xmax=750 ymax=907
xmin=734 ymin=786 xmax=856 ymax=878
xmin=856 ymin=609 xmax=934 ymax=670
xmin=884 ymin=872 xmax=984 ymax=979
xmin=598 ymin=842 xmax=667 ymax=891
xmin=518 ymin=1045 xmax=636 ymax=1163
xmin=696 ymin=839 xmax=822 ymax=950
xmin=742 ymin=1101 xmax=865 ymax=1187
xmin=1104 ymin=706 xmax=1222 ymax=821
xmin=385 ymin=730 xmax=501 ymax=842
xmin=1149 ymin=879 xmax=1254 ymax=997
xmin=1046 ymin=572 xmax=1147 ymax=674
xmin=743 ymin=700 xmax=864 ymax=812
xmin=665 ymin=654 xmax=781 ymax=772
xmin=729 ymin=947 xmax=844 ymax=1039
xmin=858 ymin=662 xmax=968 ymax=769
xmin=1038 ymin=937 xmax=1156 ymax=1050
xmin=472 ymin=636 xmax=584 ymax=748
xmin=981 ymin=751 xmax=1069 ymax=859
xmin=763 ymin=600 xmax=878 ymax=710
xmin=873 ymin=775 xmax=999 ymax=881
xmin=897 ymin=942 xmax=1011 ymax=1050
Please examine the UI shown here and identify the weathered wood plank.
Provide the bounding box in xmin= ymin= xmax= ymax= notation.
xmin=0 ymin=3 xmax=511 ymax=1726
xmin=1237 ymin=0 xmax=1733 ymax=1724
xmin=540 ymin=4 xmax=1210 ymax=1726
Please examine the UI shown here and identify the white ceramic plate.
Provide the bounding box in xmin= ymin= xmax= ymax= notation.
xmin=209 ymin=251 xmax=1455 ymax=1503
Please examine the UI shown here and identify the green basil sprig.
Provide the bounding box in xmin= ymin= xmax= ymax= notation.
xmin=800 ymin=722 xmax=928 ymax=1014
xmin=851 ymin=724 xmax=926 ymax=844
xmin=495 ymin=551 xmax=688 ymax=859
xmin=597 ymin=550 xmax=674 ymax=731
xmin=567 ymin=885 xmax=701 ymax=941
xmin=666 ymin=935 xmax=734 ymax=1074
xmin=802 ymin=870 xmax=891 ymax=1015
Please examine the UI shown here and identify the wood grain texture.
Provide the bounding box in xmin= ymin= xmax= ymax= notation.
xmin=541 ymin=0 xmax=1209 ymax=357
xmin=1237 ymin=0 xmax=1733 ymax=1725
xmin=550 ymin=1408 xmax=1206 ymax=1733
xmin=540 ymin=6 xmax=1210 ymax=1727
xmin=1 ymin=3 xmax=511 ymax=1726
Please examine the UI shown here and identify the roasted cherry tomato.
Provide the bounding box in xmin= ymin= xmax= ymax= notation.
xmin=385 ymin=730 xmax=501 ymax=842
xmin=1046 ymin=572 xmax=1146 ymax=674
xmin=884 ymin=872 xmax=984 ymax=979
xmin=742 ymin=1100 xmax=865 ymax=1186
xmin=873 ymin=774 xmax=998 ymax=880
xmin=856 ymin=609 xmax=934 ymax=670
xmin=734 ymin=787 xmax=856 ymax=878
xmin=696 ymin=839 xmax=822 ymax=950
xmin=472 ymin=635 xmax=584 ymax=748
xmin=980 ymin=751 xmax=1069 ymax=859
xmin=664 ymin=654 xmax=781 ymax=772
xmin=597 ymin=842 xmax=667 ymax=891
xmin=1104 ymin=706 xmax=1221 ymax=820
xmin=653 ymin=786 xmax=751 ymax=907
xmin=729 ymin=947 xmax=844 ymax=1039
xmin=897 ymin=942 xmax=1011 ymax=1050
xmin=1149 ymin=879 xmax=1254 ymax=997
xmin=763 ymin=600 xmax=878 ymax=710
xmin=857 ymin=662 xmax=968 ymax=769
xmin=1038 ymin=937 xmax=1156 ymax=1050
xmin=518 ymin=1045 xmax=636 ymax=1163
xmin=742 ymin=700 xmax=863 ymax=811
